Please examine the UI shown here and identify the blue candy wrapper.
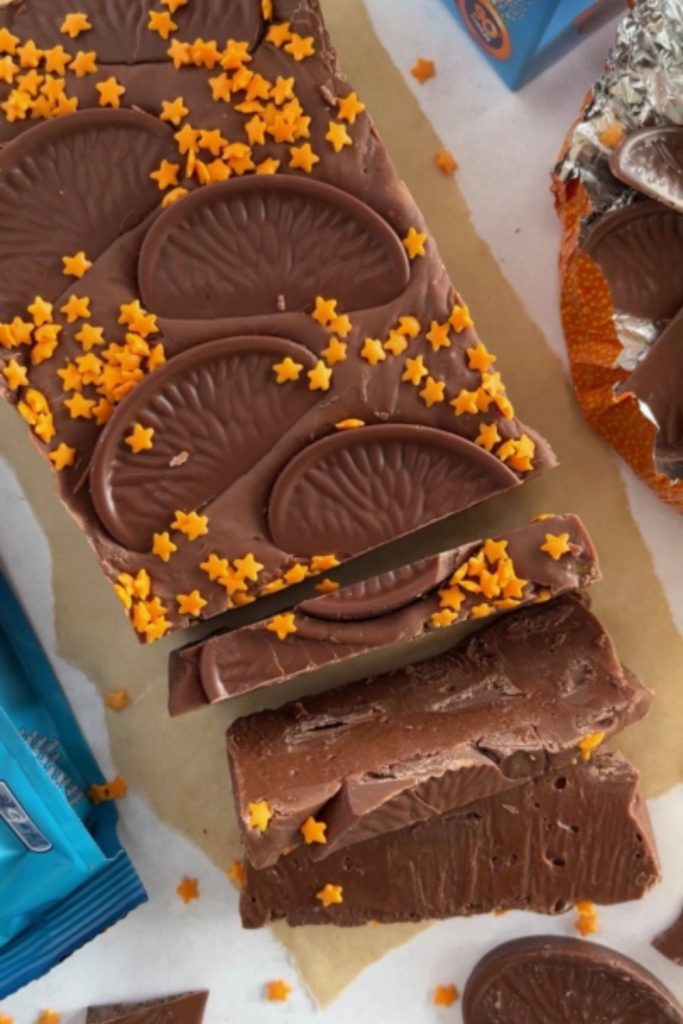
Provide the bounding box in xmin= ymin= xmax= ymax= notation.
xmin=0 ymin=571 xmax=146 ymax=998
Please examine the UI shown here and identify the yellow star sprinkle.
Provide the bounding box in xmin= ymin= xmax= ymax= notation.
xmin=124 ymin=422 xmax=154 ymax=453
xmin=2 ymin=358 xmax=28 ymax=390
xmin=449 ymin=303 xmax=474 ymax=332
xmin=325 ymin=120 xmax=352 ymax=153
xmin=316 ymin=883 xmax=343 ymax=907
xmin=69 ymin=50 xmax=97 ymax=77
xmin=247 ymin=799 xmax=273 ymax=831
xmin=28 ymin=296 xmax=53 ymax=326
xmin=62 ymin=251 xmax=92 ymax=278
xmin=60 ymin=294 xmax=91 ymax=323
xmin=475 ymin=422 xmax=501 ymax=452
xmin=266 ymin=613 xmax=297 ymax=640
xmin=289 ymin=142 xmax=319 ymax=173
xmin=335 ymin=418 xmax=365 ymax=430
xmin=321 ymin=335 xmax=347 ymax=365
xmin=451 ymin=389 xmax=479 ymax=416
xmin=96 ymin=76 xmax=125 ymax=107
xmin=150 ymin=159 xmax=180 ymax=189
xmin=425 ymin=320 xmax=451 ymax=351
xmin=171 ymin=509 xmax=209 ymax=540
xmin=403 ymin=227 xmax=427 ymax=259
xmin=234 ymin=552 xmax=264 ymax=581
xmin=199 ymin=553 xmax=229 ymax=581
xmin=430 ymin=608 xmax=457 ymax=628
xmin=272 ymin=356 xmax=303 ymax=383
xmin=360 ymin=337 xmax=386 ymax=366
xmin=540 ymin=532 xmax=571 ymax=561
xmin=301 ymin=816 xmax=327 ymax=845
xmin=307 ymin=359 xmax=332 ymax=391
xmin=411 ymin=57 xmax=435 ymax=83
xmin=419 ymin=375 xmax=446 ymax=407
xmin=578 ymin=731 xmax=605 ymax=761
xmin=433 ymin=985 xmax=459 ymax=1007
xmin=48 ymin=443 xmax=76 ymax=471
xmin=435 ymin=149 xmax=458 ymax=175
xmin=266 ymin=980 xmax=292 ymax=1003
xmin=60 ymin=13 xmax=91 ymax=38
xmin=402 ymin=354 xmax=428 ymax=385
xmin=176 ymin=590 xmax=207 ymax=616
xmin=151 ymin=531 xmax=177 ymax=563
xmin=148 ymin=9 xmax=177 ymax=38
xmin=397 ymin=315 xmax=421 ymax=338
xmin=284 ymin=33 xmax=315 ymax=61
xmin=329 ymin=312 xmax=352 ymax=337
xmin=312 ymin=295 xmax=337 ymax=325
xmin=467 ymin=342 xmax=496 ymax=373
xmin=337 ymin=90 xmax=365 ymax=124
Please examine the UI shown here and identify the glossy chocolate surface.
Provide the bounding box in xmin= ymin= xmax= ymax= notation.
xmin=227 ymin=595 xmax=650 ymax=868
xmin=462 ymin=937 xmax=682 ymax=1024
xmin=0 ymin=0 xmax=555 ymax=640
xmin=170 ymin=513 xmax=601 ymax=713
xmin=611 ymin=126 xmax=683 ymax=214
xmin=86 ymin=992 xmax=208 ymax=1024
xmin=240 ymin=752 xmax=660 ymax=926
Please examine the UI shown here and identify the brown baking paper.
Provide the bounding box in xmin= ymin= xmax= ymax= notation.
xmin=0 ymin=0 xmax=681 ymax=1007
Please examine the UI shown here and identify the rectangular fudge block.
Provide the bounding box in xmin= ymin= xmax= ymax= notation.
xmin=0 ymin=0 xmax=554 ymax=641
xmin=226 ymin=595 xmax=651 ymax=869
xmin=170 ymin=513 xmax=600 ymax=712
xmin=240 ymin=751 xmax=660 ymax=927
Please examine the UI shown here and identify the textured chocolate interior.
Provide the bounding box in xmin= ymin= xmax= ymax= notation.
xmin=86 ymin=992 xmax=208 ymax=1024
xmin=227 ymin=595 xmax=650 ymax=868
xmin=462 ymin=937 xmax=682 ymax=1024
xmin=170 ymin=513 xmax=600 ymax=713
xmin=0 ymin=0 xmax=554 ymax=640
xmin=240 ymin=752 xmax=660 ymax=927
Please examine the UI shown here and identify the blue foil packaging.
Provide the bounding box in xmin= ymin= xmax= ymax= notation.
xmin=0 ymin=571 xmax=146 ymax=997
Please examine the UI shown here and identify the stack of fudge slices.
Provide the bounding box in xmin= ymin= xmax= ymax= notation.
xmin=0 ymin=1 xmax=661 ymax=930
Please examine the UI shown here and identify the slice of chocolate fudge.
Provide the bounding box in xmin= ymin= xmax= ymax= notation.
xmin=86 ymin=991 xmax=208 ymax=1024
xmin=227 ymin=595 xmax=651 ymax=868
xmin=170 ymin=513 xmax=600 ymax=713
xmin=0 ymin=0 xmax=555 ymax=641
xmin=240 ymin=751 xmax=660 ymax=927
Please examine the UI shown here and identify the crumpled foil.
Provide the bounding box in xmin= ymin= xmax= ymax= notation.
xmin=556 ymin=0 xmax=683 ymax=370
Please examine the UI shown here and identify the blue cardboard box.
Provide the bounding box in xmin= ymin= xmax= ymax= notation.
xmin=444 ymin=0 xmax=623 ymax=89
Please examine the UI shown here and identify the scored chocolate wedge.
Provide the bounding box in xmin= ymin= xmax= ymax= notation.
xmin=86 ymin=991 xmax=208 ymax=1024
xmin=240 ymin=751 xmax=660 ymax=927
xmin=227 ymin=595 xmax=651 ymax=869
xmin=170 ymin=513 xmax=600 ymax=713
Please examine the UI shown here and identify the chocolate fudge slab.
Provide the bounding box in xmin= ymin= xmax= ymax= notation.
xmin=86 ymin=992 xmax=208 ymax=1024
xmin=462 ymin=937 xmax=683 ymax=1024
xmin=240 ymin=752 xmax=660 ymax=927
xmin=654 ymin=908 xmax=683 ymax=967
xmin=170 ymin=513 xmax=600 ymax=712
xmin=0 ymin=0 xmax=555 ymax=642
xmin=227 ymin=596 xmax=651 ymax=868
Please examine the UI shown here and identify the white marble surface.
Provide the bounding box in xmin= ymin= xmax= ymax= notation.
xmin=2 ymin=2 xmax=682 ymax=1021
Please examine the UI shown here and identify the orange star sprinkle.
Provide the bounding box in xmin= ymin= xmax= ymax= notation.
xmin=471 ymin=603 xmax=494 ymax=619
xmin=467 ymin=342 xmax=496 ymax=373
xmin=174 ymin=124 xmax=199 ymax=156
xmin=578 ymin=731 xmax=605 ymax=762
xmin=360 ymin=337 xmax=386 ymax=366
xmin=163 ymin=0 xmax=188 ymax=9
xmin=234 ymin=552 xmax=264 ymax=581
xmin=301 ymin=816 xmax=327 ymax=845
xmin=426 ymin=320 xmax=450 ymax=351
xmin=171 ymin=509 xmax=209 ymax=540
xmin=96 ymin=76 xmax=125 ymax=107
xmin=75 ymin=323 xmax=104 ymax=350
xmin=315 ymin=578 xmax=340 ymax=594
xmin=176 ymin=590 xmax=207 ymax=616
xmin=325 ymin=120 xmax=352 ymax=153
xmin=176 ymin=876 xmax=199 ymax=903
xmin=451 ymin=389 xmax=479 ymax=416
xmin=69 ymin=50 xmax=98 ymax=77
xmin=316 ymin=883 xmax=343 ymax=907
xmin=435 ymin=149 xmax=458 ymax=175
xmin=88 ymin=775 xmax=127 ymax=804
xmin=150 ymin=159 xmax=180 ymax=189
xmin=200 ymin=553 xmax=229 ymax=580
xmin=335 ymin=418 xmax=364 ymax=430
xmin=397 ymin=315 xmax=421 ymax=338
xmin=247 ymin=799 xmax=273 ymax=831
xmin=289 ymin=142 xmax=320 ymax=173
xmin=599 ymin=121 xmax=625 ymax=149
xmin=475 ymin=422 xmax=501 ymax=452
xmin=337 ymin=90 xmax=365 ymax=124
xmin=284 ymin=33 xmax=315 ymax=61
xmin=62 ymin=251 xmax=92 ymax=278
xmin=105 ymin=689 xmax=131 ymax=711
xmin=125 ymin=422 xmax=154 ymax=453
xmin=272 ymin=356 xmax=303 ymax=383
xmin=411 ymin=57 xmax=435 ymax=83
xmin=0 ymin=28 xmax=19 ymax=54
xmin=312 ymin=295 xmax=337 ymax=325
xmin=48 ymin=443 xmax=76 ymax=471
xmin=162 ymin=186 xmax=189 ymax=208
xmin=61 ymin=13 xmax=91 ymax=38
xmin=402 ymin=354 xmax=428 ymax=385
xmin=430 ymin=608 xmax=457 ymax=628
xmin=266 ymin=980 xmax=292 ymax=1003
xmin=160 ymin=95 xmax=188 ymax=125
xmin=330 ymin=312 xmax=352 ymax=337
xmin=227 ymin=859 xmax=245 ymax=888
xmin=266 ymin=613 xmax=297 ymax=641
xmin=60 ymin=294 xmax=91 ymax=323
xmin=383 ymin=330 xmax=408 ymax=356
xmin=540 ymin=532 xmax=571 ymax=560
xmin=419 ymin=375 xmax=446 ymax=407
xmin=403 ymin=227 xmax=427 ymax=259
xmin=321 ymin=335 xmax=347 ymax=365
xmin=2 ymin=358 xmax=28 ymax=391
xmin=310 ymin=553 xmax=340 ymax=571
xmin=36 ymin=1011 xmax=62 ymax=1024
xmin=266 ymin=22 xmax=292 ymax=47
xmin=28 ymin=296 xmax=53 ymax=326
xmin=575 ymin=899 xmax=599 ymax=936
xmin=483 ymin=538 xmax=508 ymax=563
xmin=148 ymin=9 xmax=177 ymax=38
xmin=438 ymin=586 xmax=464 ymax=612
xmin=433 ymin=985 xmax=459 ymax=1007
xmin=307 ymin=360 xmax=332 ymax=391
xmin=449 ymin=303 xmax=474 ymax=332
xmin=64 ymin=393 xmax=95 ymax=419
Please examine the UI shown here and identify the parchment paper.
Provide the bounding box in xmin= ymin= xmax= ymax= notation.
xmin=0 ymin=0 xmax=681 ymax=1007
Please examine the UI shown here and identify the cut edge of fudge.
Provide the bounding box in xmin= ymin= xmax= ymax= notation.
xmin=86 ymin=991 xmax=208 ymax=1024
